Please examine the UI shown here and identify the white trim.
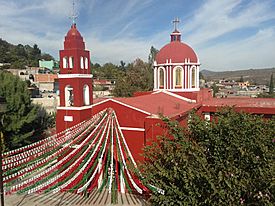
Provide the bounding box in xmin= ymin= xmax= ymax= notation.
xmin=92 ymin=98 xmax=151 ymax=115
xmin=161 ymin=90 xmax=196 ymax=103
xmin=156 ymin=62 xmax=200 ymax=66
xmin=154 ymin=68 xmax=157 ymax=89
xmin=153 ymin=88 xmax=200 ymax=93
xmin=157 ymin=67 xmax=166 ymax=89
xmin=204 ymin=112 xmax=210 ymax=121
xmin=57 ymin=104 xmax=93 ymax=110
xmin=169 ymin=65 xmax=172 ymax=89
xmin=173 ymin=66 xmax=184 ymax=89
xmin=58 ymin=74 xmax=93 ymax=79
xmin=190 ymin=65 xmax=196 ymax=88
xmin=119 ymin=127 xmax=145 ymax=132
xmin=64 ymin=116 xmax=73 ymax=122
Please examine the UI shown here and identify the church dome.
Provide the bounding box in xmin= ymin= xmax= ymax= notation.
xmin=156 ymin=40 xmax=198 ymax=64
xmin=66 ymin=23 xmax=82 ymax=38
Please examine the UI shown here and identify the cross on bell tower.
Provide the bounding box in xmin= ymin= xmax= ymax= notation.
xmin=69 ymin=0 xmax=78 ymax=24
xmin=56 ymin=5 xmax=94 ymax=133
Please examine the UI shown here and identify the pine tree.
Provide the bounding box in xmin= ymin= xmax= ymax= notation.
xmin=0 ymin=71 xmax=54 ymax=150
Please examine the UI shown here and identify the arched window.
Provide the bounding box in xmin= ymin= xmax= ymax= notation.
xmin=174 ymin=66 xmax=183 ymax=88
xmin=65 ymin=85 xmax=73 ymax=107
xmin=192 ymin=68 xmax=196 ymax=88
xmin=63 ymin=57 xmax=68 ymax=68
xmin=69 ymin=56 xmax=74 ymax=69
xmin=85 ymin=57 xmax=88 ymax=69
xmin=83 ymin=85 xmax=90 ymax=105
xmin=80 ymin=57 xmax=84 ymax=69
xmin=159 ymin=68 xmax=165 ymax=88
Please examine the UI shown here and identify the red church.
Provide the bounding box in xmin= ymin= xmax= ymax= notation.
xmin=56 ymin=21 xmax=275 ymax=163
xmin=3 ymin=20 xmax=275 ymax=202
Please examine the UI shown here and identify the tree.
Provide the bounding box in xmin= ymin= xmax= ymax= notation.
xmin=142 ymin=108 xmax=275 ymax=205
xmin=269 ymin=73 xmax=274 ymax=95
xmin=0 ymin=71 xmax=55 ymax=150
xmin=148 ymin=46 xmax=159 ymax=66
xmin=240 ymin=75 xmax=244 ymax=82
xmin=211 ymin=83 xmax=219 ymax=97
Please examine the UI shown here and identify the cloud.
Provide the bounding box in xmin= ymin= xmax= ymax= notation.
xmin=199 ymin=27 xmax=275 ymax=70
xmin=0 ymin=0 xmax=274 ymax=70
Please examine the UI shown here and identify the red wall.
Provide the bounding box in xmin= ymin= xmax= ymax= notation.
xmin=59 ymin=78 xmax=93 ymax=107
xmin=56 ymin=107 xmax=93 ymax=132
xmin=92 ymin=100 xmax=149 ymax=161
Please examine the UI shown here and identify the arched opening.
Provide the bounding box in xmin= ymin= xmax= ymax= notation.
xmin=63 ymin=57 xmax=68 ymax=68
xmin=65 ymin=85 xmax=74 ymax=107
xmin=83 ymin=85 xmax=90 ymax=106
xmin=174 ymin=66 xmax=183 ymax=88
xmin=159 ymin=68 xmax=165 ymax=89
xmin=80 ymin=57 xmax=84 ymax=69
xmin=69 ymin=56 xmax=74 ymax=69
xmin=192 ymin=68 xmax=196 ymax=88
xmin=85 ymin=57 xmax=88 ymax=69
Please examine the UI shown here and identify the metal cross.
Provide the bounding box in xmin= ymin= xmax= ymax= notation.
xmin=70 ymin=0 xmax=78 ymax=24
xmin=172 ymin=17 xmax=180 ymax=31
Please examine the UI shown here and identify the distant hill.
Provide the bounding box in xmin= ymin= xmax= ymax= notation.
xmin=0 ymin=38 xmax=54 ymax=69
xmin=201 ymin=68 xmax=275 ymax=85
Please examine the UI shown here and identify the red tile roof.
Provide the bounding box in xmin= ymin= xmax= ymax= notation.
xmin=203 ymin=98 xmax=275 ymax=108
xmin=114 ymin=91 xmax=199 ymax=117
xmin=202 ymin=97 xmax=275 ymax=114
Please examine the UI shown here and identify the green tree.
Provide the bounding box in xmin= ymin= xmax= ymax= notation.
xmin=142 ymin=108 xmax=275 ymax=205
xmin=0 ymin=71 xmax=54 ymax=150
xmin=148 ymin=46 xmax=159 ymax=66
xmin=112 ymin=58 xmax=153 ymax=97
xmin=269 ymin=73 xmax=274 ymax=95
xmin=211 ymin=83 xmax=219 ymax=97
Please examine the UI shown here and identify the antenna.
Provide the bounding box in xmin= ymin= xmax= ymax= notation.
xmin=172 ymin=17 xmax=180 ymax=31
xmin=70 ymin=0 xmax=78 ymax=24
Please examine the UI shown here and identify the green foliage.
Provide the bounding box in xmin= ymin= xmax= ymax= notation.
xmin=0 ymin=71 xmax=55 ymax=150
xmin=0 ymin=38 xmax=54 ymax=69
xmin=211 ymin=83 xmax=219 ymax=97
xmin=113 ymin=58 xmax=153 ymax=97
xmin=148 ymin=46 xmax=159 ymax=66
xmin=142 ymin=108 xmax=275 ymax=205
xmin=257 ymin=93 xmax=275 ymax=98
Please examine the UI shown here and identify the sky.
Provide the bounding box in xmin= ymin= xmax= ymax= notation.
xmin=0 ymin=0 xmax=275 ymax=71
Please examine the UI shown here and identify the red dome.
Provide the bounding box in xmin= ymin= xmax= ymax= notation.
xmin=66 ymin=24 xmax=82 ymax=38
xmin=156 ymin=41 xmax=198 ymax=64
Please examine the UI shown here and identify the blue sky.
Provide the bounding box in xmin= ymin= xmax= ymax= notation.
xmin=0 ymin=0 xmax=275 ymax=71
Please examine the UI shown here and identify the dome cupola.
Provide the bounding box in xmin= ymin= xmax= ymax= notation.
xmin=153 ymin=18 xmax=200 ymax=92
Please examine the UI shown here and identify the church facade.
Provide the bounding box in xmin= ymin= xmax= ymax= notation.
xmin=56 ymin=22 xmax=275 ymax=162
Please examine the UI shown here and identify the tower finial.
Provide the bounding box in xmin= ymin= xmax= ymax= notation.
xmin=70 ymin=0 xmax=78 ymax=25
xmin=172 ymin=17 xmax=180 ymax=31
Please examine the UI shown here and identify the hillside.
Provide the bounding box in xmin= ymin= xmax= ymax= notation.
xmin=0 ymin=38 xmax=54 ymax=69
xmin=201 ymin=68 xmax=275 ymax=85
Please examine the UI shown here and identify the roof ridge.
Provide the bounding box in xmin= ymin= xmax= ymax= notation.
xmin=160 ymin=90 xmax=196 ymax=103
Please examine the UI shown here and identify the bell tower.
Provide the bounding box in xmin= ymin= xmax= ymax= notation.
xmin=56 ymin=22 xmax=93 ymax=132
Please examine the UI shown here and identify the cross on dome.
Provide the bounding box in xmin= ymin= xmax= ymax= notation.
xmin=69 ymin=0 xmax=78 ymax=24
xmin=172 ymin=17 xmax=180 ymax=31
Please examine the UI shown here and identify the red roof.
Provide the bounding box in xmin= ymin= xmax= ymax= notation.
xmin=156 ymin=41 xmax=198 ymax=64
xmin=66 ymin=23 xmax=82 ymax=38
xmin=114 ymin=92 xmax=199 ymax=117
xmin=202 ymin=98 xmax=275 ymax=114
